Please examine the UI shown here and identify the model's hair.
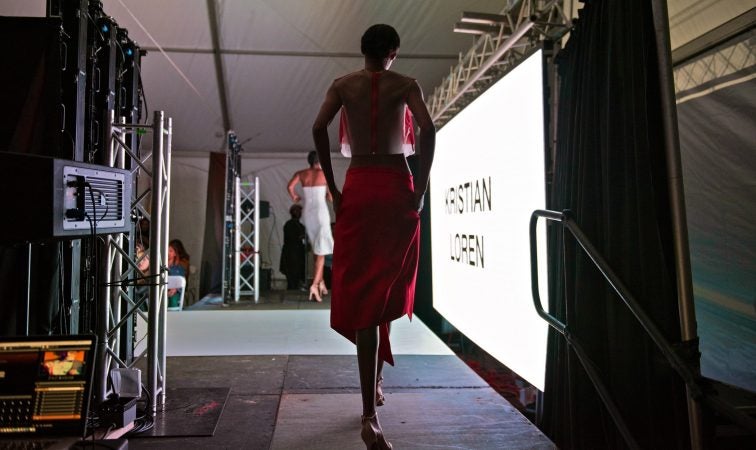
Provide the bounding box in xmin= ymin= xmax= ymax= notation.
xmin=361 ymin=24 xmax=400 ymax=60
xmin=307 ymin=150 xmax=319 ymax=167
xmin=169 ymin=239 xmax=189 ymax=260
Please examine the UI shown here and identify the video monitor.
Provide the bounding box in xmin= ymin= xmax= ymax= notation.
xmin=0 ymin=335 xmax=96 ymax=435
xmin=429 ymin=49 xmax=549 ymax=390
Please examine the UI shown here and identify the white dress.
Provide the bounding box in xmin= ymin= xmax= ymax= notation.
xmin=301 ymin=186 xmax=334 ymax=255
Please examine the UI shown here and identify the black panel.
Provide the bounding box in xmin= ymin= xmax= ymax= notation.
xmin=0 ymin=17 xmax=63 ymax=158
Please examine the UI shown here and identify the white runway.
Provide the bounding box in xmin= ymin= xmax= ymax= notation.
xmin=162 ymin=310 xmax=454 ymax=357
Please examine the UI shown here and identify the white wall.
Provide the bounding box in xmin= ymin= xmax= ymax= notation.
xmin=168 ymin=155 xmax=210 ymax=275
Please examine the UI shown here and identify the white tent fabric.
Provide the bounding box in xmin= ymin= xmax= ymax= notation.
xmin=2 ymin=0 xmax=753 ymax=285
xmin=2 ymin=1 xmax=752 ymax=152
xmin=668 ymin=0 xmax=755 ymax=50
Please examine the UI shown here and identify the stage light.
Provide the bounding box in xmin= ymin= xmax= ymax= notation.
xmin=101 ymin=23 xmax=109 ymax=33
xmin=125 ymin=48 xmax=133 ymax=56
xmin=460 ymin=11 xmax=509 ymax=25
xmin=454 ymin=11 xmax=510 ymax=35
xmin=453 ymin=22 xmax=502 ymax=35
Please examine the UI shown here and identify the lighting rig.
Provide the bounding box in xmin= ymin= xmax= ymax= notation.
xmin=1 ymin=0 xmax=173 ymax=435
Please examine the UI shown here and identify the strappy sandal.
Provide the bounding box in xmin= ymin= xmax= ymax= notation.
xmin=376 ymin=375 xmax=385 ymax=407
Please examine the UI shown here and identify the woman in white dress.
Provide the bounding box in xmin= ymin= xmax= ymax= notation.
xmin=287 ymin=151 xmax=334 ymax=301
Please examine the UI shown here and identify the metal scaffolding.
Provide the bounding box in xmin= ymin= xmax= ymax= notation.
xmin=223 ymin=133 xmax=241 ymax=303
xmin=222 ymin=132 xmax=260 ymax=303
xmin=674 ymin=36 xmax=755 ymax=100
xmin=93 ymin=110 xmax=172 ymax=416
xmin=239 ymin=177 xmax=261 ymax=301
xmin=427 ymin=0 xmax=570 ymax=128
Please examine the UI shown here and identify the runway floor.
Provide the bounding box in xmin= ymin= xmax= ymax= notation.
xmin=128 ymin=289 xmax=554 ymax=449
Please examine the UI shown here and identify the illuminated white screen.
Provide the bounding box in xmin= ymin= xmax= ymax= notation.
xmin=430 ymin=50 xmax=549 ymax=390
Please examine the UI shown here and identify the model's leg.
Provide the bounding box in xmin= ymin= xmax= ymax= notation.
xmin=376 ymin=322 xmax=390 ymax=406
xmin=357 ymin=326 xmax=391 ymax=449
xmin=308 ymin=254 xmax=325 ymax=301
xmin=312 ymin=254 xmax=325 ymax=286
xmin=356 ymin=326 xmax=378 ymax=415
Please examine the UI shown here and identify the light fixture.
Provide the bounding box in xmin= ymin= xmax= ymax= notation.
xmin=460 ymin=11 xmax=509 ymax=25
xmin=453 ymin=11 xmax=510 ymax=35
xmin=453 ymin=22 xmax=502 ymax=35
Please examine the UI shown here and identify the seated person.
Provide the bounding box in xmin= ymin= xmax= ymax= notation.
xmin=167 ymin=240 xmax=188 ymax=309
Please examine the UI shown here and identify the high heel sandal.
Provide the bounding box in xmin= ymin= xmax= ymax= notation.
xmin=361 ymin=413 xmax=392 ymax=450
xmin=376 ymin=376 xmax=385 ymax=407
xmin=308 ymin=284 xmax=322 ymax=302
xmin=318 ymin=280 xmax=328 ymax=296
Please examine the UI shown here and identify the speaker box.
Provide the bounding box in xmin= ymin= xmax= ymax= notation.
xmin=0 ymin=152 xmax=132 ymax=243
xmin=110 ymin=367 xmax=141 ymax=399
xmin=259 ymin=200 xmax=270 ymax=218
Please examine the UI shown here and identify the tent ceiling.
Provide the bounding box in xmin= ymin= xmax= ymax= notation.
xmin=2 ymin=0 xmax=754 ymax=153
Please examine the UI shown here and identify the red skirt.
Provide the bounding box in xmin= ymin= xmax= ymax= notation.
xmin=330 ymin=167 xmax=420 ymax=365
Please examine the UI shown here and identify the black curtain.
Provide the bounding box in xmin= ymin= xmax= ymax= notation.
xmin=200 ymin=152 xmax=227 ymax=297
xmin=538 ymin=1 xmax=690 ymax=448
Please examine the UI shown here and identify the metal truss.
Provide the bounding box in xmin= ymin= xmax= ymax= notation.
xmin=222 ymin=133 xmax=260 ymax=303
xmin=428 ymin=0 xmax=570 ymax=127
xmin=94 ymin=110 xmax=172 ymax=417
xmin=674 ymin=36 xmax=755 ymax=99
xmin=223 ymin=134 xmax=241 ymax=303
xmin=239 ymin=177 xmax=261 ymax=301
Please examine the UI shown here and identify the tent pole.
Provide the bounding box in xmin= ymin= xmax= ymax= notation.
xmin=649 ymin=1 xmax=703 ymax=449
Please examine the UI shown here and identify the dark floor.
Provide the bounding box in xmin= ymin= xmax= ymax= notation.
xmin=124 ymin=290 xmax=554 ymax=449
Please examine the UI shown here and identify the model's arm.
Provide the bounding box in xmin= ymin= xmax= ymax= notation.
xmin=312 ymin=82 xmax=343 ymax=209
xmin=406 ymin=80 xmax=436 ymax=211
xmin=287 ymin=172 xmax=301 ymax=203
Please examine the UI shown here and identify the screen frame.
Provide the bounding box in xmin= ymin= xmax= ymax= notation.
xmin=427 ymin=47 xmax=551 ymax=390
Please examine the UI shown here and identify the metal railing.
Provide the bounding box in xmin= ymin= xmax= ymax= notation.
xmin=529 ymin=209 xmax=756 ymax=448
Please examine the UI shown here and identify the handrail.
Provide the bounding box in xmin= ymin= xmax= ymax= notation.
xmin=529 ymin=209 xmax=756 ymax=447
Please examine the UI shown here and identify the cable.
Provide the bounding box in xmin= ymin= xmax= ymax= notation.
xmin=88 ymin=187 xmax=110 ymax=221
xmin=126 ymin=383 xmax=154 ymax=435
xmin=135 ymin=60 xmax=149 ymax=123
xmin=115 ymin=0 xmax=219 ymax=120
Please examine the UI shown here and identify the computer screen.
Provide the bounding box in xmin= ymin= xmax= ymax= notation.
xmin=0 ymin=335 xmax=96 ymax=436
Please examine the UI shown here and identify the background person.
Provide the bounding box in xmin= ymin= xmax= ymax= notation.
xmin=287 ymin=151 xmax=334 ymax=302
xmin=167 ymin=240 xmax=188 ymax=309
xmin=280 ymin=204 xmax=307 ymax=290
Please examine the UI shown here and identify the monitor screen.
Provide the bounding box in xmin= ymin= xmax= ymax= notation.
xmin=429 ymin=49 xmax=549 ymax=390
xmin=0 ymin=335 xmax=95 ymax=435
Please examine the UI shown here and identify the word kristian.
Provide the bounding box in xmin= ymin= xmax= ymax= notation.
xmin=444 ymin=177 xmax=492 ymax=214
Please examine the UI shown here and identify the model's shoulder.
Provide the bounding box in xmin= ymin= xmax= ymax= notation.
xmin=386 ymin=70 xmax=416 ymax=82
xmin=334 ymin=70 xmax=363 ymax=84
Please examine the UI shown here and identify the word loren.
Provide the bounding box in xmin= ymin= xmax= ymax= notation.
xmin=444 ymin=176 xmax=492 ymax=214
xmin=449 ymin=233 xmax=484 ymax=268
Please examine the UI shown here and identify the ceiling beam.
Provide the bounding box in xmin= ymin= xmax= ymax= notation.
xmin=140 ymin=46 xmax=461 ymax=60
xmin=671 ymin=7 xmax=756 ymax=66
xmin=206 ymin=0 xmax=232 ymax=133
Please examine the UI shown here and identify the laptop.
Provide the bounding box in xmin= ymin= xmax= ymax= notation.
xmin=0 ymin=335 xmax=97 ymax=449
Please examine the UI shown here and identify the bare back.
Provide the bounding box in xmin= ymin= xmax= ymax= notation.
xmin=334 ymin=70 xmax=415 ymax=156
xmin=297 ymin=167 xmax=327 ymax=187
